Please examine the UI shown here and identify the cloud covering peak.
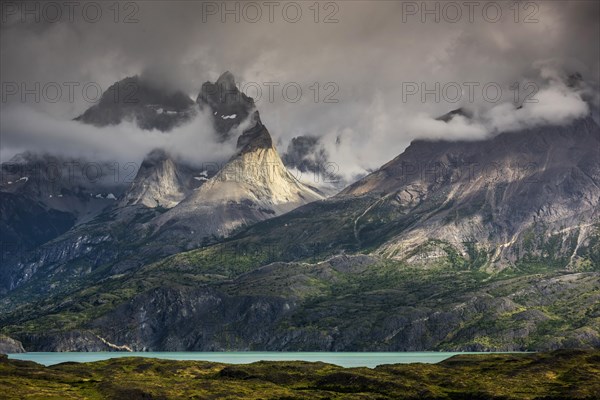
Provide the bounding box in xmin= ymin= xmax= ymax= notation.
xmin=1 ymin=1 xmax=598 ymax=180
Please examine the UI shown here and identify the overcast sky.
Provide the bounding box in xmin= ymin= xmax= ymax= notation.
xmin=1 ymin=0 xmax=598 ymax=179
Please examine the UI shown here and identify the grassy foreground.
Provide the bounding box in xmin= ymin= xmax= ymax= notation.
xmin=1 ymin=350 xmax=599 ymax=399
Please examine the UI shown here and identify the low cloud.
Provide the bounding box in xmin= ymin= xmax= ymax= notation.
xmin=406 ymin=115 xmax=488 ymax=141
xmin=484 ymin=87 xmax=589 ymax=133
xmin=0 ymin=105 xmax=237 ymax=166
xmin=312 ymin=69 xmax=592 ymax=182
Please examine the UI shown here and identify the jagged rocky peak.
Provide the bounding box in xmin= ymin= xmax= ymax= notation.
xmin=143 ymin=148 xmax=170 ymax=163
xmin=201 ymin=70 xmax=239 ymax=98
xmin=216 ymin=70 xmax=237 ymax=90
xmin=235 ymin=111 xmax=272 ymax=153
xmin=151 ymin=107 xmax=323 ymax=247
xmin=121 ymin=108 xmax=276 ymax=211
xmin=99 ymin=76 xmax=193 ymax=109
xmin=75 ymin=76 xmax=195 ymax=132
xmin=121 ymin=149 xmax=183 ymax=209
xmin=121 ymin=148 xmax=211 ymax=209
xmin=197 ymin=71 xmax=255 ymax=140
xmin=435 ymin=107 xmax=473 ymax=123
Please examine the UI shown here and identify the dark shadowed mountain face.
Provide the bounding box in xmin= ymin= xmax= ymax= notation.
xmin=197 ymin=71 xmax=255 ymax=141
xmin=0 ymin=153 xmax=126 ymax=217
xmin=0 ymin=152 xmax=131 ymax=294
xmin=0 ymin=192 xmax=76 ymax=292
xmin=0 ymin=192 xmax=75 ymax=256
xmin=74 ymin=76 xmax=195 ymax=132
xmin=235 ymin=112 xmax=272 ymax=152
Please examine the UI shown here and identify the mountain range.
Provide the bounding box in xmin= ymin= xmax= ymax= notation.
xmin=0 ymin=72 xmax=598 ymax=352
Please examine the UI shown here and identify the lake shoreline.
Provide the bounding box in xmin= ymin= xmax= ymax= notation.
xmin=1 ymin=349 xmax=598 ymax=399
xmin=6 ymin=350 xmax=535 ymax=368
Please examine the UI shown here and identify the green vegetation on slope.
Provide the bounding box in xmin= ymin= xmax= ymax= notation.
xmin=2 ymin=253 xmax=599 ymax=352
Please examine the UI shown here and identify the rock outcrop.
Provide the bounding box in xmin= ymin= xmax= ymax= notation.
xmin=0 ymin=335 xmax=25 ymax=353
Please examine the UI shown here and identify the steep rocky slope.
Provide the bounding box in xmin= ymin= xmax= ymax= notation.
xmin=0 ymin=192 xmax=75 ymax=258
xmin=119 ymin=149 xmax=208 ymax=209
xmin=217 ymin=115 xmax=600 ymax=270
xmin=0 ymin=153 xmax=126 ymax=289
xmin=0 ymin=335 xmax=25 ymax=353
xmin=3 ymin=253 xmax=599 ymax=352
xmin=341 ymin=115 xmax=600 ymax=267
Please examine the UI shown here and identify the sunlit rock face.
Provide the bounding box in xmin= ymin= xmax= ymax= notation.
xmin=120 ymin=149 xmax=212 ymax=209
xmin=152 ymin=111 xmax=323 ymax=248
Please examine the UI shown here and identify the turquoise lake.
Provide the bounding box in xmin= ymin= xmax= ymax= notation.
xmin=8 ymin=352 xmax=502 ymax=368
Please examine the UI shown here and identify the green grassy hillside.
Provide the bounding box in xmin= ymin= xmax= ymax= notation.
xmin=1 ymin=350 xmax=599 ymax=399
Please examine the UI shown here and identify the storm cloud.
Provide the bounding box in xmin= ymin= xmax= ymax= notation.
xmin=1 ymin=0 xmax=598 ymax=180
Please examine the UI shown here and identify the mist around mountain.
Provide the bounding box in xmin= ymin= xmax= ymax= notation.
xmin=0 ymin=71 xmax=599 ymax=354
xmin=0 ymin=72 xmax=324 ymax=292
xmin=282 ymin=135 xmax=346 ymax=196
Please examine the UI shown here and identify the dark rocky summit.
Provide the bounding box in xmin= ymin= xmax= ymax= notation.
xmin=197 ymin=71 xmax=255 ymax=140
xmin=75 ymin=76 xmax=195 ymax=131
xmin=235 ymin=111 xmax=272 ymax=153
